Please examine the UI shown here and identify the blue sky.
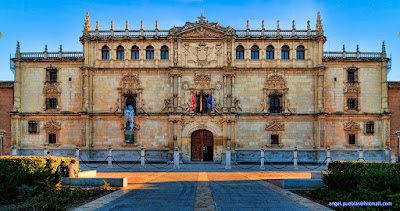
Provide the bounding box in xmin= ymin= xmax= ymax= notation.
xmin=0 ymin=0 xmax=399 ymax=81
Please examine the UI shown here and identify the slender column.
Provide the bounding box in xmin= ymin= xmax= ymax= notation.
xmin=260 ymin=148 xmax=265 ymax=169
xmin=173 ymin=121 xmax=177 ymax=149
xmin=173 ymin=147 xmax=180 ymax=169
xmin=225 ymin=147 xmax=231 ymax=169
xmin=43 ymin=144 xmax=48 ymax=156
xmin=107 ymin=146 xmax=113 ymax=168
xmin=226 ymin=77 xmax=232 ymax=109
xmin=326 ymin=146 xmax=332 ymax=169
xmin=293 ymin=147 xmax=298 ymax=169
xmin=358 ymin=147 xmax=364 ymax=161
xmin=75 ymin=146 xmax=80 ymax=166
xmin=0 ymin=130 xmax=4 ymax=156
xmin=141 ymin=146 xmax=145 ymax=168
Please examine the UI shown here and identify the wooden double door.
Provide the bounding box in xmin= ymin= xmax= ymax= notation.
xmin=191 ymin=130 xmax=213 ymax=161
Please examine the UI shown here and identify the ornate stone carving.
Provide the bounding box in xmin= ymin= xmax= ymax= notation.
xmin=195 ymin=42 xmax=213 ymax=66
xmin=43 ymin=120 xmax=61 ymax=132
xmin=121 ymin=74 xmax=141 ymax=90
xmin=170 ymin=13 xmax=234 ymax=37
xmin=44 ymin=83 xmax=61 ymax=94
xmin=266 ymin=74 xmax=286 ymax=89
xmin=344 ymin=121 xmax=360 ymax=131
xmin=265 ymin=120 xmax=285 ymax=131
xmin=344 ymin=83 xmax=360 ymax=93
xmin=182 ymin=26 xmax=224 ymax=38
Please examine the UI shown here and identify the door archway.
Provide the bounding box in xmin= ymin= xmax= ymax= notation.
xmin=191 ymin=130 xmax=213 ymax=161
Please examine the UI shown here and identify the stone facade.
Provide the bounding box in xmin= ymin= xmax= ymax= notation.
xmin=10 ymin=12 xmax=391 ymax=162
xmin=0 ymin=81 xmax=14 ymax=155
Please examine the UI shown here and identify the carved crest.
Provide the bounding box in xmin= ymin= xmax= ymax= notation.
xmin=43 ymin=120 xmax=61 ymax=132
xmin=44 ymin=83 xmax=61 ymax=94
xmin=265 ymin=120 xmax=285 ymax=131
xmin=344 ymin=83 xmax=360 ymax=93
xmin=121 ymin=74 xmax=141 ymax=90
xmin=266 ymin=74 xmax=286 ymax=89
xmin=195 ymin=42 xmax=213 ymax=66
xmin=344 ymin=121 xmax=361 ymax=131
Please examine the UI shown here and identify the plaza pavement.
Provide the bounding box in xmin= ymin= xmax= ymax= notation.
xmin=74 ymin=163 xmax=331 ymax=211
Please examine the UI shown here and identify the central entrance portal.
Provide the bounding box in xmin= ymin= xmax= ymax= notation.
xmin=191 ymin=130 xmax=213 ymax=161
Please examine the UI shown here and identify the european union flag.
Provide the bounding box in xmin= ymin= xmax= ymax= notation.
xmin=208 ymin=93 xmax=213 ymax=112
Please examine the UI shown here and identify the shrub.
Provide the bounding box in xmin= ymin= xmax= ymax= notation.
xmin=324 ymin=161 xmax=400 ymax=192
xmin=0 ymin=156 xmax=78 ymax=204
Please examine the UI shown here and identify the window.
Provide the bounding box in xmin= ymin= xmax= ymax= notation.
xmin=116 ymin=45 xmax=125 ymax=60
xmin=102 ymin=46 xmax=109 ymax=60
xmin=28 ymin=122 xmax=38 ymax=133
xmin=251 ymin=45 xmax=259 ymax=60
xmin=161 ymin=45 xmax=169 ymax=60
xmin=126 ymin=96 xmax=137 ymax=112
xmin=270 ymin=97 xmax=281 ymax=113
xmin=236 ymin=45 xmax=244 ymax=60
xmin=296 ymin=45 xmax=305 ymax=60
xmin=146 ymin=46 xmax=154 ymax=60
xmin=281 ymin=45 xmax=290 ymax=60
xmin=266 ymin=45 xmax=274 ymax=60
xmin=347 ymin=69 xmax=357 ymax=82
xmin=271 ymin=134 xmax=279 ymax=145
xmin=195 ymin=93 xmax=208 ymax=113
xmin=47 ymin=98 xmax=57 ymax=109
xmin=348 ymin=134 xmax=356 ymax=145
xmin=366 ymin=121 xmax=374 ymax=134
xmin=49 ymin=70 xmax=57 ymax=82
xmin=49 ymin=133 xmax=57 ymax=144
xmin=347 ymin=98 xmax=357 ymax=109
xmin=131 ymin=46 xmax=139 ymax=60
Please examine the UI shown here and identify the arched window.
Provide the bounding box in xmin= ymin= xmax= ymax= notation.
xmin=269 ymin=91 xmax=282 ymax=113
xmin=146 ymin=45 xmax=154 ymax=60
xmin=266 ymin=45 xmax=274 ymax=60
xmin=102 ymin=46 xmax=109 ymax=60
xmin=236 ymin=45 xmax=244 ymax=60
xmin=126 ymin=96 xmax=137 ymax=112
xmin=296 ymin=45 xmax=305 ymax=60
xmin=161 ymin=45 xmax=169 ymax=60
xmin=131 ymin=45 xmax=139 ymax=60
xmin=270 ymin=97 xmax=281 ymax=113
xmin=281 ymin=45 xmax=290 ymax=60
xmin=116 ymin=45 xmax=125 ymax=60
xmin=251 ymin=45 xmax=259 ymax=60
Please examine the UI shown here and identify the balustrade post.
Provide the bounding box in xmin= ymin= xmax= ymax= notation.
xmin=260 ymin=148 xmax=265 ymax=169
xmin=225 ymin=146 xmax=231 ymax=169
xmin=173 ymin=147 xmax=180 ymax=169
xmin=107 ymin=146 xmax=113 ymax=168
xmin=140 ymin=146 xmax=145 ymax=168
xmin=293 ymin=147 xmax=298 ymax=170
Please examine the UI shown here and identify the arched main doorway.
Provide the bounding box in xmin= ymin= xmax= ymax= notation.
xmin=191 ymin=130 xmax=213 ymax=161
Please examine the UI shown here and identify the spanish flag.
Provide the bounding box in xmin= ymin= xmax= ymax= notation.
xmin=200 ymin=93 xmax=203 ymax=112
xmin=191 ymin=93 xmax=195 ymax=111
